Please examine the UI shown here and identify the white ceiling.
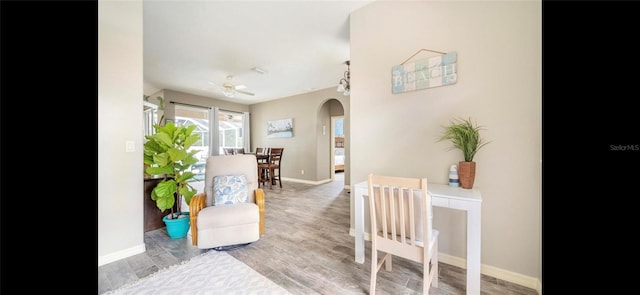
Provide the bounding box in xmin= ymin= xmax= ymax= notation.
xmin=143 ymin=0 xmax=374 ymax=105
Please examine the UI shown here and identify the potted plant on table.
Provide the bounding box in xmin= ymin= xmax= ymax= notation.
xmin=436 ymin=117 xmax=490 ymax=189
xmin=144 ymin=121 xmax=201 ymax=238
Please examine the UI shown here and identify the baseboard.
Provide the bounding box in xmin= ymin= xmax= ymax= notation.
xmin=281 ymin=177 xmax=351 ymax=191
xmin=348 ymin=228 xmax=541 ymax=294
xmin=437 ymin=253 xmax=540 ymax=292
xmin=98 ymin=243 xmax=146 ymax=266
xmin=281 ymin=177 xmax=332 ymax=185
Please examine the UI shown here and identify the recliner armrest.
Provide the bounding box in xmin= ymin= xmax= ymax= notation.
xmin=255 ymin=188 xmax=265 ymax=236
xmin=190 ymin=192 xmax=207 ymax=246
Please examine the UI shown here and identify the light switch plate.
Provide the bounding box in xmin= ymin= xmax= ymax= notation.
xmin=126 ymin=140 xmax=135 ymax=152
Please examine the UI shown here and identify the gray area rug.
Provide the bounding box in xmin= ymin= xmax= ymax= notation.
xmin=105 ymin=250 xmax=290 ymax=295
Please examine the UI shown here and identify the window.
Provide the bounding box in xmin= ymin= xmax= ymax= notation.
xmin=175 ymin=105 xmax=210 ymax=182
xmin=218 ymin=110 xmax=244 ymax=154
xmin=143 ymin=101 xmax=158 ymax=136
xmin=175 ymin=118 xmax=209 ymax=159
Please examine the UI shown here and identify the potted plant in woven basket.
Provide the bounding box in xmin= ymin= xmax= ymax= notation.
xmin=144 ymin=121 xmax=201 ymax=238
xmin=436 ymin=117 xmax=490 ymax=189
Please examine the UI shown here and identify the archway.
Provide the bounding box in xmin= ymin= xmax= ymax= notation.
xmin=317 ymin=98 xmax=345 ymax=183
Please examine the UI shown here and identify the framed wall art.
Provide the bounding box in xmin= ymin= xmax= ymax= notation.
xmin=267 ymin=118 xmax=293 ymax=138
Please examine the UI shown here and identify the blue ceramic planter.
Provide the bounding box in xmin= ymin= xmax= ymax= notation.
xmin=163 ymin=212 xmax=190 ymax=239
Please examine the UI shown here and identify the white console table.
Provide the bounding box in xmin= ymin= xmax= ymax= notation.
xmin=353 ymin=181 xmax=482 ymax=295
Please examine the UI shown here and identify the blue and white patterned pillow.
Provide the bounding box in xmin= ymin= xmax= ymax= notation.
xmin=213 ymin=175 xmax=248 ymax=205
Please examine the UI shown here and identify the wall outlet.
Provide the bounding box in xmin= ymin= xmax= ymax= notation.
xmin=301 ymin=169 xmax=305 ymax=175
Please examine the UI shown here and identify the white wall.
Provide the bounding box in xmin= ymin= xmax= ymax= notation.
xmin=98 ymin=0 xmax=145 ymax=266
xmin=350 ymin=0 xmax=541 ymax=287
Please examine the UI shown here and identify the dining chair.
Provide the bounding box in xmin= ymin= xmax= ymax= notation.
xmin=234 ymin=147 xmax=245 ymax=154
xmin=367 ymin=173 xmax=439 ymax=294
xmin=258 ymin=148 xmax=284 ymax=188
xmin=255 ymin=147 xmax=269 ymax=164
xmin=223 ymin=147 xmax=236 ymax=155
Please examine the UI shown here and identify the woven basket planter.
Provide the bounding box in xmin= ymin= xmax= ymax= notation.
xmin=458 ymin=161 xmax=476 ymax=189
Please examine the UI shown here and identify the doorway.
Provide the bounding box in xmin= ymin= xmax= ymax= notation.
xmin=332 ymin=116 xmax=345 ymax=182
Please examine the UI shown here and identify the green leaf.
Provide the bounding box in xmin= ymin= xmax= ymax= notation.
xmin=152 ymin=153 xmax=170 ymax=167
xmin=156 ymin=194 xmax=175 ymax=211
xmin=154 ymin=180 xmax=177 ymax=199
xmin=143 ymin=154 xmax=155 ymax=165
xmin=146 ymin=165 xmax=173 ymax=175
xmin=154 ymin=132 xmax=173 ymax=147
xmin=180 ymin=184 xmax=197 ymax=206
xmin=181 ymin=154 xmax=199 ymax=167
xmin=176 ymin=171 xmax=195 ymax=182
xmin=158 ymin=122 xmax=176 ymax=135
xmin=167 ymin=148 xmax=188 ymax=163
xmin=183 ymin=134 xmax=199 ymax=149
xmin=184 ymin=124 xmax=196 ymax=136
xmin=144 ymin=140 xmax=163 ymax=154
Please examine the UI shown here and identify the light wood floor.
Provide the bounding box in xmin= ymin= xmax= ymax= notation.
xmin=98 ymin=175 xmax=538 ymax=294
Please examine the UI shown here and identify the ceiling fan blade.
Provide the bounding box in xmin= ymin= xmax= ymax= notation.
xmin=236 ymin=89 xmax=255 ymax=96
xmin=206 ymin=76 xmax=255 ymax=97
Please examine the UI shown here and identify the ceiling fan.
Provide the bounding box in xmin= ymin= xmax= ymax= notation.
xmin=208 ymin=75 xmax=255 ymax=98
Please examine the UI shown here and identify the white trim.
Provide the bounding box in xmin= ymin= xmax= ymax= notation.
xmin=143 ymin=101 xmax=158 ymax=109
xmin=279 ymin=177 xmax=349 ymax=190
xmin=243 ymin=111 xmax=250 ymax=153
xmin=210 ymin=108 xmax=219 ymax=156
xmin=98 ymin=243 xmax=146 ymax=266
xmin=347 ymin=228 xmax=541 ymax=294
xmin=281 ymin=177 xmax=331 ymax=185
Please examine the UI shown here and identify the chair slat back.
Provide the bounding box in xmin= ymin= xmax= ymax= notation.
xmin=368 ymin=174 xmax=431 ymax=261
xmin=268 ymin=148 xmax=284 ymax=166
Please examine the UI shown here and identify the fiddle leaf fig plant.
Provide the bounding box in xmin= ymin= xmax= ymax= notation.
xmin=144 ymin=121 xmax=200 ymax=218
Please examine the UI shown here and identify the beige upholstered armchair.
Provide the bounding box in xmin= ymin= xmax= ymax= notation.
xmin=189 ymin=154 xmax=265 ymax=249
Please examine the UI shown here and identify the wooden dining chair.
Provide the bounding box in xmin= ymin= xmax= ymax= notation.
xmin=258 ymin=148 xmax=283 ymax=188
xmin=223 ymin=147 xmax=236 ymax=155
xmin=255 ymin=147 xmax=269 ymax=164
xmin=235 ymin=147 xmax=245 ymax=154
xmin=367 ymin=173 xmax=439 ymax=294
